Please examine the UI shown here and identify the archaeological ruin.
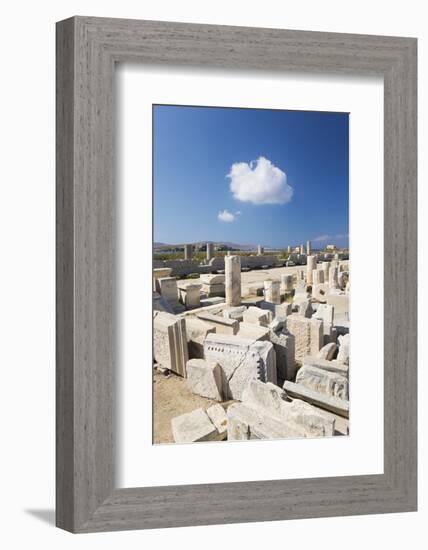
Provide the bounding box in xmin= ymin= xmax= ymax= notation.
xmin=153 ymin=243 xmax=350 ymax=444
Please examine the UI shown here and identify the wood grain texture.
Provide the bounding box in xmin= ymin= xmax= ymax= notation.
xmin=56 ymin=16 xmax=417 ymax=533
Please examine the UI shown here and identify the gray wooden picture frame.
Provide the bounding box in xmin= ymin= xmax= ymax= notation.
xmin=56 ymin=16 xmax=417 ymax=533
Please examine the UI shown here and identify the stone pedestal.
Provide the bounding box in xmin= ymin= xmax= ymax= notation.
xmin=153 ymin=267 xmax=172 ymax=291
xmin=178 ymin=283 xmax=201 ymax=309
xmin=263 ymin=279 xmax=281 ymax=304
xmin=200 ymin=273 xmax=225 ymax=297
xmin=225 ymin=255 xmax=241 ymax=306
xmin=156 ymin=276 xmax=179 ymax=304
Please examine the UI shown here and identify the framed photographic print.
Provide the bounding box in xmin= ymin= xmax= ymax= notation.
xmin=56 ymin=16 xmax=417 ymax=532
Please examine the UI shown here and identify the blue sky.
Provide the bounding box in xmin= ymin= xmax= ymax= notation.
xmin=153 ymin=105 xmax=349 ymax=249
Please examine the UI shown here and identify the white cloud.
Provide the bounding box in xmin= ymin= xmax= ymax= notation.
xmin=227 ymin=156 xmax=293 ymax=205
xmin=335 ymin=233 xmax=348 ymax=239
xmin=218 ymin=209 xmax=236 ymax=223
xmin=313 ymin=234 xmax=331 ymax=242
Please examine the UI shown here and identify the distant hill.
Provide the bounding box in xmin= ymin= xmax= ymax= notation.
xmin=154 ymin=241 xmax=258 ymax=251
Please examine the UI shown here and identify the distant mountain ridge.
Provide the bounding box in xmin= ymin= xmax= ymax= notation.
xmin=154 ymin=241 xmax=258 ymax=250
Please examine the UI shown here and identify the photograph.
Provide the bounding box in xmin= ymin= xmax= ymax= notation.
xmin=152 ymin=104 xmax=350 ymax=444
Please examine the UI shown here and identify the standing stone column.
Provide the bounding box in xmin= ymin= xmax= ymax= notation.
xmin=306 ymin=255 xmax=317 ymax=284
xmin=329 ymin=266 xmax=339 ymax=289
xmin=312 ymin=269 xmax=320 ymax=286
xmin=184 ymin=244 xmax=193 ymax=260
xmin=257 ymin=245 xmax=264 ymax=256
xmin=206 ymin=243 xmax=214 ymax=261
xmin=225 ymin=255 xmax=241 ymax=306
xmin=300 ymin=244 xmax=305 ymax=255
xmin=322 ymin=261 xmax=330 ymax=282
xmin=306 ymin=240 xmax=312 ymax=256
xmin=287 ymin=245 xmax=291 ymax=254
xmin=264 ymin=280 xmax=281 ymax=304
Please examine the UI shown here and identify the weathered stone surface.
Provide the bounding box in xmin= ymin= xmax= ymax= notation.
xmin=223 ymin=305 xmax=247 ymax=322
xmin=240 ymin=296 xmax=265 ymax=308
xmin=283 ymin=380 xmax=349 ymax=418
xmin=317 ymin=342 xmax=338 ymax=360
xmin=178 ymin=283 xmax=201 ymax=309
xmin=206 ymin=243 xmax=214 ymax=261
xmin=171 ymin=408 xmax=222 ymax=443
xmin=238 ymin=322 xmax=270 ymax=341
xmin=196 ymin=312 xmax=239 ymax=335
xmin=269 ymin=327 xmax=296 ymax=381
xmin=296 ymin=365 xmax=349 ymax=399
xmin=153 ymin=267 xmax=172 ymax=290
xmin=206 ymin=404 xmax=227 ymax=439
xmin=204 ymin=334 xmax=276 ymax=400
xmin=321 ymin=261 xmax=330 ymax=282
xmin=153 ymin=311 xmax=188 ymax=377
xmin=327 ymin=294 xmax=349 ymax=320
xmin=328 ymin=265 xmax=339 ymax=289
xmin=153 ymin=291 xmax=174 ymax=314
xmin=243 ymin=306 xmax=272 ymax=327
xmin=242 ymin=282 xmax=265 ymax=297
xmin=264 ymin=280 xmax=281 ymax=304
xmin=293 ymin=297 xmax=313 ymax=318
xmin=225 ymin=255 xmax=242 ymax=306
xmin=306 ymin=255 xmax=317 ymax=284
xmin=260 ymin=301 xmax=292 ymax=318
xmin=201 ymin=282 xmax=226 ymax=297
xmin=186 ymin=359 xmax=223 ymax=401
xmin=199 ymin=297 xmax=225 ymax=308
xmin=280 ymin=274 xmax=294 ymax=292
xmin=227 ymin=402 xmax=300 ymax=440
xmin=313 ymin=304 xmax=334 ymax=341
xmin=337 ymin=333 xmax=350 ymax=365
xmin=242 ymin=379 xmax=290 ymax=418
xmin=285 ymin=398 xmax=336 ymax=437
xmin=184 ymin=244 xmax=193 ymax=260
xmin=156 ymin=276 xmax=179 ymax=304
xmin=312 ymin=283 xmax=330 ymax=302
xmin=184 ymin=317 xmax=216 ymax=359
xmin=286 ymin=314 xmax=323 ymax=366
xmin=200 ymin=274 xmax=225 ymax=285
xmin=228 ymin=380 xmax=335 ymax=440
xmin=294 ymin=278 xmax=309 ymax=299
xmin=303 ymin=355 xmax=349 ymax=377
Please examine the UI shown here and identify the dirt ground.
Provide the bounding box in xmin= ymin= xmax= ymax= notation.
xmin=153 ymin=369 xmax=227 ymax=444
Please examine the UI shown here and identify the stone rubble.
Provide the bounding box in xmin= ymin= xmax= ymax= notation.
xmin=154 ymin=253 xmax=351 ymax=443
